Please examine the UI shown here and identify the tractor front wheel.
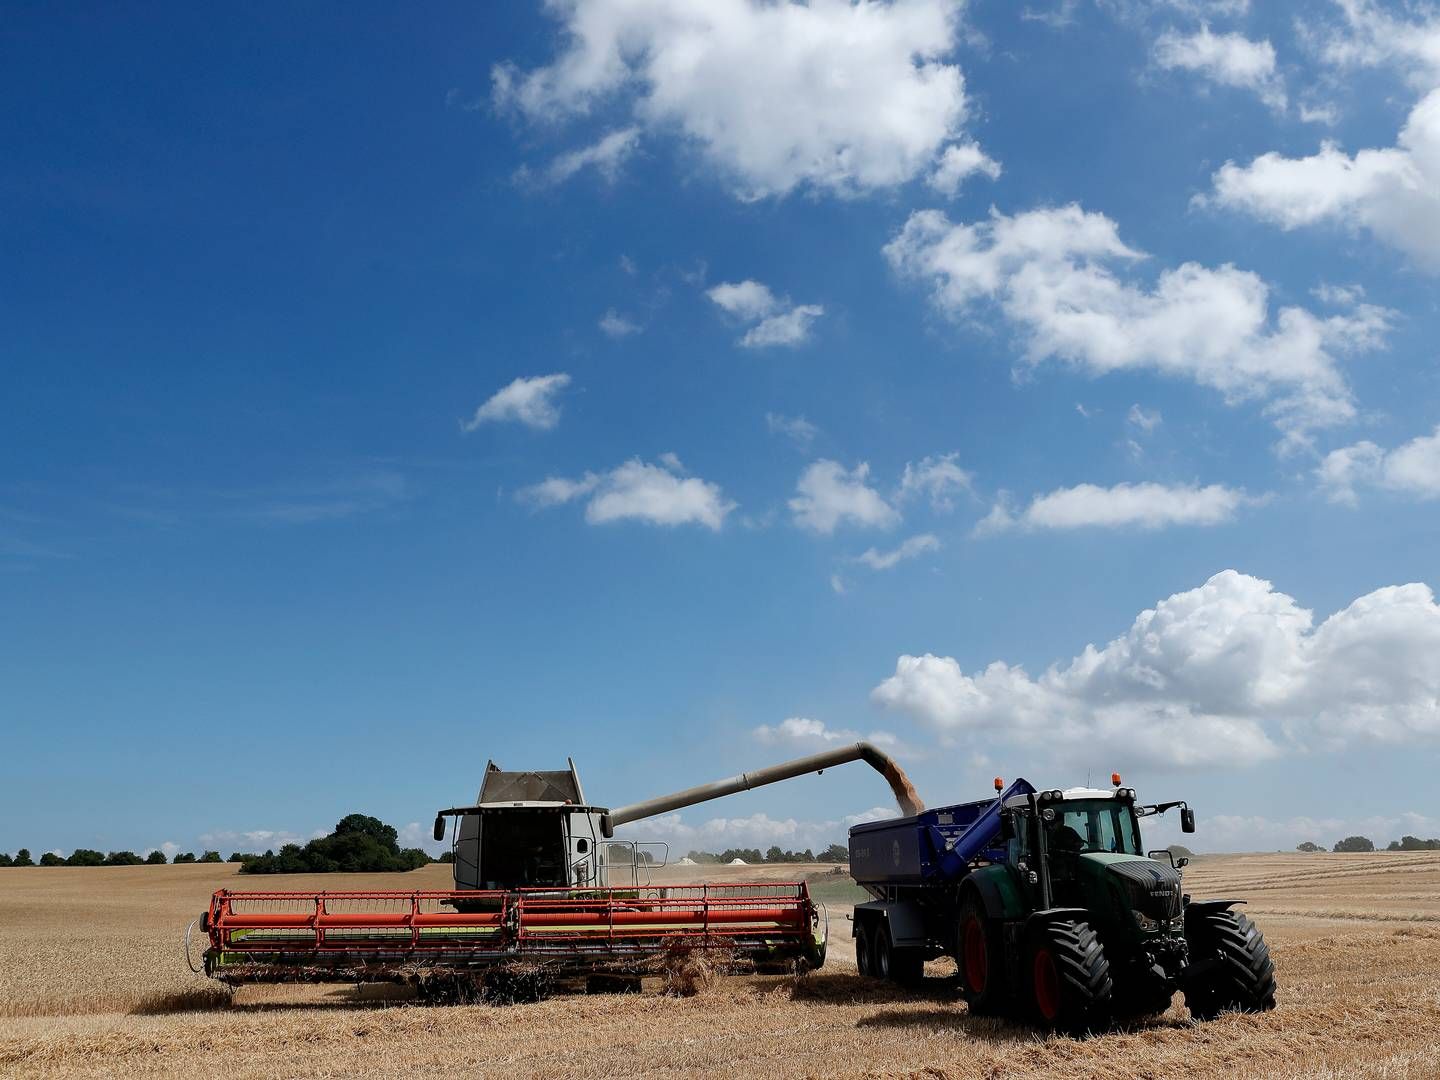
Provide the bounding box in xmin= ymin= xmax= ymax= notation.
xmin=957 ymin=897 xmax=1005 ymax=1014
xmin=1183 ymin=909 xmax=1276 ymax=1020
xmin=1025 ymin=919 xmax=1112 ymax=1034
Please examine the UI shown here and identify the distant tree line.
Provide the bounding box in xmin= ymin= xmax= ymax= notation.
xmin=2 ymin=813 xmax=451 ymax=873
xmin=1293 ymin=836 xmax=1440 ymax=853
xmin=683 ymin=843 xmax=850 ymax=864
xmin=0 ymin=848 xmax=227 ymax=866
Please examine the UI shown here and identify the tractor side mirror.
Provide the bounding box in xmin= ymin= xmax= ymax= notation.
xmin=1181 ymin=807 xmax=1196 ymax=834
xmin=1177 ymin=857 xmax=1190 ymax=869
xmin=433 ymin=815 xmax=447 ymax=842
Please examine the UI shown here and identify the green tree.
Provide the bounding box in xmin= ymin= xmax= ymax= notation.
xmin=1332 ymin=836 xmax=1375 ymax=853
xmin=1296 ymin=841 xmax=1322 ymax=853
xmin=199 ymin=850 xmax=222 ymax=863
xmin=14 ymin=848 xmax=35 ymax=867
xmin=239 ymin=815 xmax=432 ymax=875
xmin=818 ymin=843 xmax=849 ymax=863
xmin=39 ymin=852 xmax=63 ymax=866
xmin=172 ymin=852 xmax=198 ymax=864
xmin=765 ymin=845 xmax=786 ymax=863
xmin=67 ymin=849 xmax=106 ymax=866
xmin=104 ymin=851 xmax=144 ymax=866
xmin=145 ymin=850 xmax=168 ymax=865
xmin=0 ymin=853 xmax=12 ymax=867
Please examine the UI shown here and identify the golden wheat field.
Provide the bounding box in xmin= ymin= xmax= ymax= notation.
xmin=2 ymin=853 xmax=1440 ymax=1078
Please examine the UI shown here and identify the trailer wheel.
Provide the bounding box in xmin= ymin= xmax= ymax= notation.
xmin=1025 ymin=919 xmax=1112 ymax=1034
xmin=872 ymin=923 xmax=894 ymax=981
xmin=1183 ymin=909 xmax=1276 ymax=1021
xmin=957 ymin=897 xmax=1004 ymax=1014
xmin=854 ymin=924 xmax=874 ymax=977
xmin=875 ymin=924 xmax=924 ymax=986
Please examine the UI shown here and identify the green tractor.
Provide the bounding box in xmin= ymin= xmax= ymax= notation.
xmin=849 ymin=777 xmax=1277 ymax=1032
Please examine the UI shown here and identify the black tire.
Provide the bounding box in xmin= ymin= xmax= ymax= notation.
xmin=872 ymin=923 xmax=894 ymax=981
xmin=1025 ymin=919 xmax=1112 ymax=1034
xmin=854 ymin=924 xmax=873 ymax=977
xmin=889 ymin=943 xmax=925 ymax=987
xmin=1183 ymin=908 xmax=1276 ymax=1021
xmin=956 ymin=896 xmax=1005 ymax=1014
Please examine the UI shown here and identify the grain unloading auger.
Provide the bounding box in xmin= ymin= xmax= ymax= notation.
xmin=195 ymin=743 xmax=919 ymax=993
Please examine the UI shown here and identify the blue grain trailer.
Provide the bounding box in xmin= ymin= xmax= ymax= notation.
xmin=847 ymin=777 xmax=1277 ymax=1032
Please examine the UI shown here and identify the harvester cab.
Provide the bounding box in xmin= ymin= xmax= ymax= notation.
xmin=430 ymin=759 xmax=666 ymax=893
xmin=849 ymin=774 xmax=1277 ymax=1032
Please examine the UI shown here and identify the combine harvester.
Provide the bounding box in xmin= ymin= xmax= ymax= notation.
xmin=848 ymin=774 xmax=1277 ymax=1030
xmin=193 ymin=744 xmax=919 ymax=998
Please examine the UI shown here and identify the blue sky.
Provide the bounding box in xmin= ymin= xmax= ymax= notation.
xmin=3 ymin=1 xmax=1439 ymax=860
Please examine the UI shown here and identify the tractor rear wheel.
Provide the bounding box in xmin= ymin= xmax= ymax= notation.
xmin=1025 ymin=919 xmax=1112 ymax=1034
xmin=854 ymin=924 xmax=874 ymax=977
xmin=957 ymin=897 xmax=1005 ymax=1014
xmin=1183 ymin=909 xmax=1276 ymax=1020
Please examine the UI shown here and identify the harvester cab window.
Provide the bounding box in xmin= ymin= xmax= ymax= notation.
xmin=1050 ymin=800 xmax=1142 ymax=856
xmin=480 ymin=811 xmax=566 ymax=889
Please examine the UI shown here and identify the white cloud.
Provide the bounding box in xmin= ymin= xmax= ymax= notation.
xmin=464 ymin=373 xmax=573 ymax=431
xmin=898 ymin=452 xmax=974 ymax=510
xmin=872 ymin=570 xmax=1440 ymax=767
xmin=707 ymin=279 xmax=824 ymax=347
xmin=1127 ymin=403 xmax=1163 ymax=433
xmin=1154 ymin=25 xmax=1286 ymax=111
xmin=1312 ymin=0 xmax=1440 ymax=89
xmin=621 ymin=806 xmax=895 ymax=852
xmin=518 ymin=456 xmax=735 ymax=530
xmin=1207 ymin=89 xmax=1440 ymax=269
xmin=599 ymin=309 xmax=642 ymax=338
xmin=534 ymin=126 xmax=641 ymax=185
xmin=789 ymin=460 xmax=901 ymax=534
xmin=752 ymin=715 xmax=900 ymax=749
xmin=977 ymin=481 xmax=1256 ymax=533
xmin=1317 ymin=426 xmax=1440 ymax=504
xmin=883 ymin=205 xmax=1392 ymax=447
xmin=765 ymin=412 xmax=819 ymax=449
xmin=493 ymin=0 xmax=980 ymax=200
xmin=197 ymin=828 xmax=311 ymax=851
xmin=853 ymin=533 xmax=941 ymax=570
xmin=928 ymin=141 xmax=1002 ymax=196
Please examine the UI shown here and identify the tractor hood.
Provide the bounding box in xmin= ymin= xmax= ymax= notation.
xmin=1079 ymin=853 xmax=1183 ymax=922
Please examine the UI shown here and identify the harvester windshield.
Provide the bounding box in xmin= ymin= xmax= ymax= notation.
xmin=1047 ymin=799 xmax=1143 ymax=856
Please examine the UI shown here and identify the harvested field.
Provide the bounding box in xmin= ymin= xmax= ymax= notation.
xmin=2 ymin=854 xmax=1439 ymax=1077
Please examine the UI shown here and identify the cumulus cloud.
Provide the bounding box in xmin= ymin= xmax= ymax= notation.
xmin=708 ymin=279 xmax=824 ymax=347
xmin=492 ymin=0 xmax=981 ymax=200
xmin=765 ymin=412 xmax=819 ymax=450
xmin=883 ymin=205 xmax=1391 ymax=447
xmin=620 ymin=805 xmax=896 ymax=852
xmin=1317 ymin=426 xmax=1440 ymax=504
xmin=1312 ymin=0 xmax=1440 ymax=89
xmin=789 ymin=460 xmax=901 ymax=534
xmin=872 ymin=569 xmax=1440 ymax=767
xmin=976 ymin=482 xmax=1256 ymax=534
xmin=928 ymin=141 xmax=1002 ymax=196
xmin=1154 ymin=26 xmax=1286 ymax=111
xmin=753 ymin=716 xmax=901 ymax=749
xmin=1207 ymin=89 xmax=1440 ymax=270
xmin=853 ymin=533 xmax=941 ymax=570
xmin=463 ymin=373 xmax=573 ymax=431
xmin=599 ymin=309 xmax=642 ymax=338
xmin=518 ymin=456 xmax=735 ymax=529
xmin=898 ymin=452 xmax=974 ymax=510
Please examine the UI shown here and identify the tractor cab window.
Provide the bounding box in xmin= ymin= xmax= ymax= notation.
xmin=1047 ymin=799 xmax=1142 ymax=856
